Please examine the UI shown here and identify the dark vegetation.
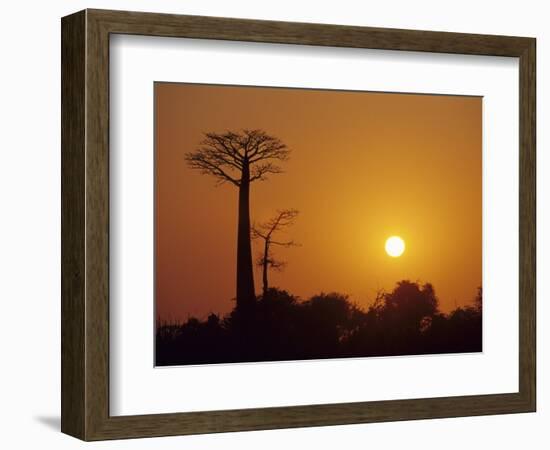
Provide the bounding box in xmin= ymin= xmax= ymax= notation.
xmin=156 ymin=281 xmax=482 ymax=366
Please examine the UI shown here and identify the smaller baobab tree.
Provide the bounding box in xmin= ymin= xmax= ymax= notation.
xmin=251 ymin=209 xmax=299 ymax=298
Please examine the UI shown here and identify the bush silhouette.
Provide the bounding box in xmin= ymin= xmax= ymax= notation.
xmin=156 ymin=280 xmax=482 ymax=366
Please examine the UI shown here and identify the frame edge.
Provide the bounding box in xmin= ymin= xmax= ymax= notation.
xmin=61 ymin=9 xmax=87 ymax=441
xmin=518 ymin=37 xmax=537 ymax=412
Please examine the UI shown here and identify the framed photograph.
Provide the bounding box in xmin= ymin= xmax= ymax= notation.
xmin=61 ymin=9 xmax=536 ymax=440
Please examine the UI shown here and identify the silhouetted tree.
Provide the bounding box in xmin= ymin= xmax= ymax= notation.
xmin=155 ymin=281 xmax=482 ymax=365
xmin=185 ymin=130 xmax=290 ymax=312
xmin=252 ymin=209 xmax=299 ymax=297
xmin=474 ymin=286 xmax=482 ymax=313
xmin=373 ymin=280 xmax=438 ymax=331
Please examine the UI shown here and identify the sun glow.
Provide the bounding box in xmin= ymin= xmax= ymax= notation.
xmin=385 ymin=236 xmax=405 ymax=257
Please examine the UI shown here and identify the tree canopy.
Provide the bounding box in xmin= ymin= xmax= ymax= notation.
xmin=185 ymin=129 xmax=290 ymax=186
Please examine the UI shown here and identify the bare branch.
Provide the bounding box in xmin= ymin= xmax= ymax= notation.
xmin=253 ymin=209 xmax=299 ymax=265
xmin=270 ymin=239 xmax=298 ymax=247
xmin=249 ymin=162 xmax=285 ymax=182
xmin=185 ymin=129 xmax=290 ymax=186
xmin=246 ymin=129 xmax=290 ymax=163
xmin=250 ymin=225 xmax=268 ymax=240
xmin=185 ymin=151 xmax=240 ymax=186
xmin=202 ymin=131 xmax=245 ymax=163
xmin=268 ymin=258 xmax=286 ymax=271
xmin=255 ymin=255 xmax=287 ymax=271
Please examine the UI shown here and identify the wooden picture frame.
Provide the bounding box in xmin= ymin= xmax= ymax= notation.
xmin=61 ymin=8 xmax=536 ymax=441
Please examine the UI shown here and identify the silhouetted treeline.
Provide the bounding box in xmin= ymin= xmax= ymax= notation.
xmin=156 ymin=280 xmax=482 ymax=366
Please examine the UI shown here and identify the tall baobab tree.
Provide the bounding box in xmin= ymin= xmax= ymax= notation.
xmin=185 ymin=129 xmax=290 ymax=312
xmin=251 ymin=209 xmax=299 ymax=298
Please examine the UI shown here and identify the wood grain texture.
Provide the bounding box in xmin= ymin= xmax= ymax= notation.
xmin=61 ymin=10 xmax=86 ymax=439
xmin=60 ymin=8 xmax=537 ymax=441
xmin=518 ymin=39 xmax=536 ymax=408
xmin=89 ymin=8 xmax=532 ymax=56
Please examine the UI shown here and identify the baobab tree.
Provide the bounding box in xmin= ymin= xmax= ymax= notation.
xmin=185 ymin=129 xmax=290 ymax=312
xmin=251 ymin=209 xmax=299 ymax=298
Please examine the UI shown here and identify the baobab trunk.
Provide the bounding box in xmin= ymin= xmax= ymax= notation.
xmin=236 ymin=160 xmax=256 ymax=311
xmin=262 ymin=239 xmax=269 ymax=297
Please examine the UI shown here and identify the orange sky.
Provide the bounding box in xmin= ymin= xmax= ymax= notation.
xmin=155 ymin=83 xmax=481 ymax=321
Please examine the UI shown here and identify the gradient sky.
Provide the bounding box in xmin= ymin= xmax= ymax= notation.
xmin=155 ymin=83 xmax=481 ymax=321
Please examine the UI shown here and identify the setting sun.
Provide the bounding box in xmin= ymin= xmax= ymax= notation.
xmin=385 ymin=236 xmax=405 ymax=257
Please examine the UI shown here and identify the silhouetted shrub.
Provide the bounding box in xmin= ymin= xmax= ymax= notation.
xmin=155 ymin=281 xmax=482 ymax=366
